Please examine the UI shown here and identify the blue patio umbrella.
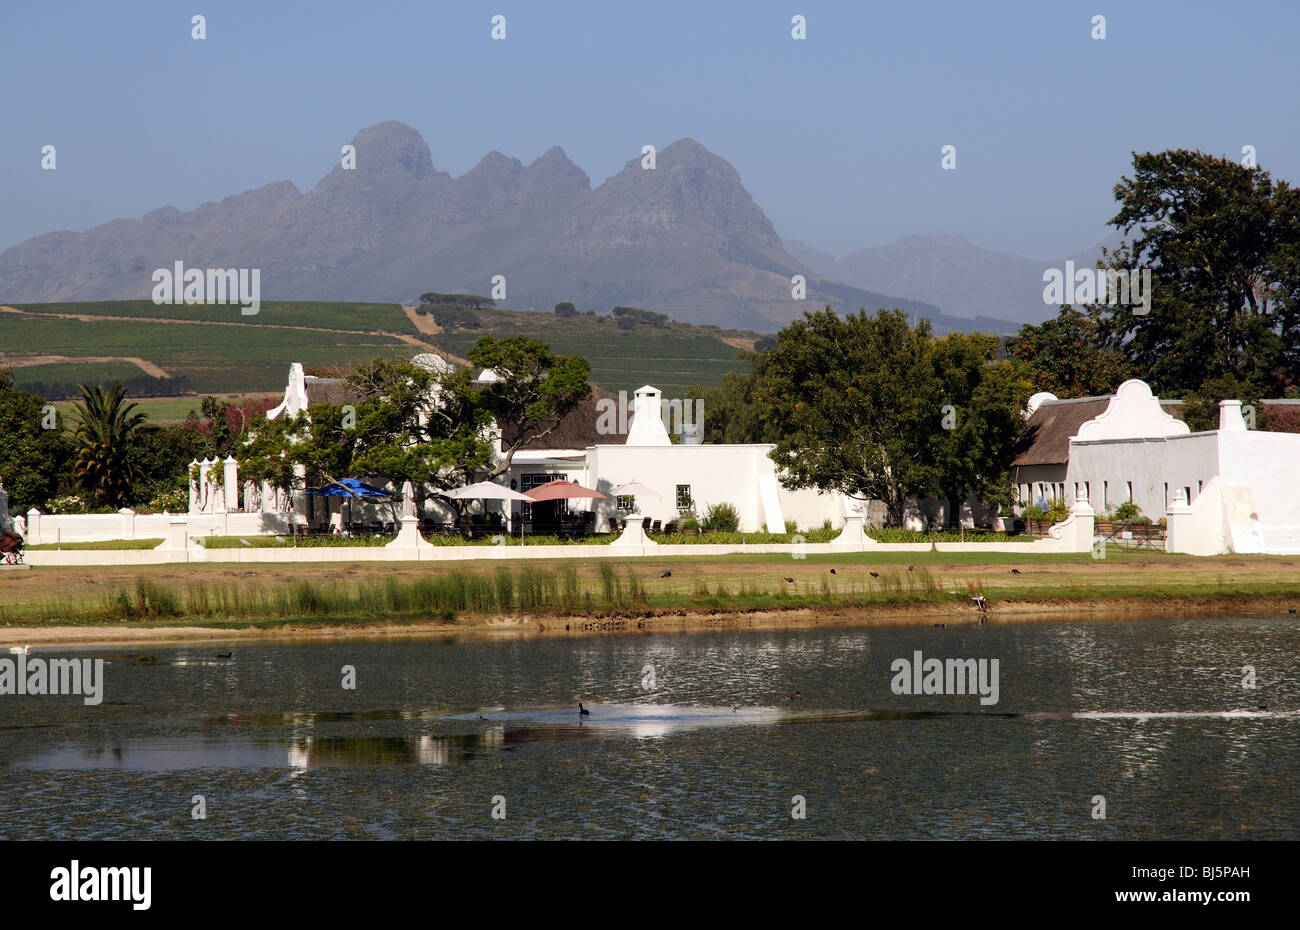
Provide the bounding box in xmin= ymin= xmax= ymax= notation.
xmin=305 ymin=478 xmax=394 ymax=500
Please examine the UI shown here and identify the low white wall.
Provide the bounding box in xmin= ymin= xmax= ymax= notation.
xmin=23 ymin=509 xmax=290 ymax=546
xmin=22 ymin=509 xmax=1095 ymax=566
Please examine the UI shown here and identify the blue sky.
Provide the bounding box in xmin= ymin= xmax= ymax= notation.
xmin=3 ymin=0 xmax=1297 ymax=259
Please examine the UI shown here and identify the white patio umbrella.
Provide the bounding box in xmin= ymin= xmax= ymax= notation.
xmin=607 ymin=479 xmax=662 ymax=527
xmin=608 ymin=480 xmax=662 ymax=498
xmin=440 ymin=480 xmax=533 ymax=536
xmin=441 ymin=481 xmax=533 ymax=502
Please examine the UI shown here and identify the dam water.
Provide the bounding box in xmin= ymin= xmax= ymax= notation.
xmin=1 ymin=615 xmax=1296 ymax=839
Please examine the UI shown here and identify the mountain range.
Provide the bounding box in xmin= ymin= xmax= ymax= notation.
xmin=0 ymin=121 xmax=1112 ymax=333
xmin=783 ymin=232 xmax=1124 ymax=327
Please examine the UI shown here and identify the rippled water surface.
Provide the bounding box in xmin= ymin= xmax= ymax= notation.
xmin=1 ymin=615 xmax=1297 ymax=839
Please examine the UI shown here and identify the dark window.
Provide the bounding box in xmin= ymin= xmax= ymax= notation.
xmin=520 ymin=473 xmax=565 ymax=520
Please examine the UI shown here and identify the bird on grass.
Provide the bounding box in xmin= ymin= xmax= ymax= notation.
xmin=578 ymin=702 xmax=591 ymax=716
xmin=907 ymin=564 xmax=915 ymax=572
xmin=784 ymin=577 xmax=795 ymax=583
xmin=971 ymin=594 xmax=988 ymax=612
xmin=7 ymin=644 xmax=30 ymax=655
xmin=829 ymin=568 xmax=837 ymax=574
xmin=659 ymin=570 xmax=672 ymax=578
xmin=1289 ymin=608 xmax=1297 ymax=615
xmin=869 ymin=571 xmax=880 ymax=578
xmin=1011 ymin=568 xmax=1022 ymax=575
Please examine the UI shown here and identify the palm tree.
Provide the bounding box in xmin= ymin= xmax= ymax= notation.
xmin=70 ymin=383 xmax=148 ymax=507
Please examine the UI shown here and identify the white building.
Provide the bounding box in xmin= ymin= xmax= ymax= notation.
xmin=1013 ymin=378 xmax=1300 ymax=554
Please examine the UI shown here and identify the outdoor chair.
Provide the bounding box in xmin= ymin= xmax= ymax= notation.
xmin=651 ymin=520 xmax=661 ymax=533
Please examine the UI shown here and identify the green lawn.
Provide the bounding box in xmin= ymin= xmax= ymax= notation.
xmin=25 ymin=538 xmax=164 ymax=550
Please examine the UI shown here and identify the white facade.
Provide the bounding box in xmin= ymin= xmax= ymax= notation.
xmin=1019 ymin=379 xmax=1300 ymax=555
xmin=506 ymin=385 xmax=841 ymax=532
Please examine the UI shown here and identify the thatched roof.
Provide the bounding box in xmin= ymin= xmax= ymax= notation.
xmin=1011 ymin=396 xmax=1186 ymax=467
xmin=1011 ymin=398 xmax=1111 ymax=467
xmin=304 ymin=376 xmax=365 ymax=408
xmin=499 ymin=386 xmax=628 ymax=450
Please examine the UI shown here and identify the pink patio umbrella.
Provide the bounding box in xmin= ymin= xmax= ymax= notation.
xmin=523 ymin=479 xmax=607 ymax=502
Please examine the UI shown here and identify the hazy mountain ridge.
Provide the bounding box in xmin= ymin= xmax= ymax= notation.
xmin=784 ymin=232 xmax=1126 ymax=326
xmin=2 ymin=121 xmax=1024 ymax=333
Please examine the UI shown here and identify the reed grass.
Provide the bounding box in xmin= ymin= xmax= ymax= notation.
xmin=4 ymin=555 xmax=1298 ymax=630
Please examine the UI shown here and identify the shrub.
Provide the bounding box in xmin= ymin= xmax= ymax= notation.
xmin=146 ymin=487 xmax=189 ymax=513
xmin=784 ymin=519 xmax=798 ymax=534
xmin=1112 ymin=501 xmax=1147 ymax=523
xmin=701 ymin=502 xmax=740 ymax=533
xmin=681 ymin=514 xmax=700 ymax=532
xmin=1020 ymin=504 xmax=1045 ymax=522
xmin=1044 ymin=501 xmax=1069 ymax=523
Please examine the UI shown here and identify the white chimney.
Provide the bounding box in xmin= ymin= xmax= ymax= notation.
xmin=625 ymin=385 xmax=672 ymax=446
xmin=1218 ymin=399 xmax=1247 ymax=432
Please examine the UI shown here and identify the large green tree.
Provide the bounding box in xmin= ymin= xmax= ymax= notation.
xmin=236 ymin=358 xmax=495 ymax=503
xmin=69 ymin=382 xmax=149 ymax=508
xmin=754 ymin=308 xmax=945 ymax=526
xmin=0 ymin=369 xmax=73 ymax=513
xmin=1090 ymin=149 xmax=1300 ymax=396
xmin=468 ymin=337 xmax=591 ymax=479
xmin=754 ymin=309 xmax=1028 ymax=526
xmin=931 ymin=333 xmax=1031 ymax=520
xmin=235 ymin=344 xmax=588 ymax=506
xmin=1006 ymin=306 xmax=1134 ymax=397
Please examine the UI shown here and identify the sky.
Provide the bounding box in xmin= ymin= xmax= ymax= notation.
xmin=2 ymin=0 xmax=1298 ymax=260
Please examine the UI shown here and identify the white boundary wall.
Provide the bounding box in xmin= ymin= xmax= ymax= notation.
xmin=22 ymin=509 xmax=292 ymax=546
xmin=23 ymin=504 xmax=1096 ymax=567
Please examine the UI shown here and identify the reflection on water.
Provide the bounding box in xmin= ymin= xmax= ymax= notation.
xmin=14 ymin=705 xmax=1295 ymax=771
xmin=1 ymin=614 xmax=1297 ymax=839
xmin=17 ymin=732 xmax=509 ymax=771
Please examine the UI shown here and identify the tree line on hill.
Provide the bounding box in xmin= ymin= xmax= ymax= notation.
xmin=19 ymin=373 xmax=193 ymax=402
xmin=419 ymin=291 xmax=674 ymax=331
